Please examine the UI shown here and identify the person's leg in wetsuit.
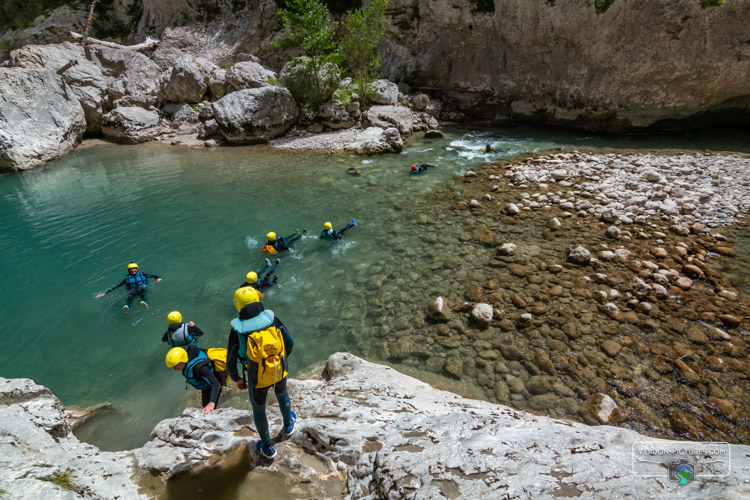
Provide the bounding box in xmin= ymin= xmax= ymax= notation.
xmin=249 ymin=379 xmax=293 ymax=449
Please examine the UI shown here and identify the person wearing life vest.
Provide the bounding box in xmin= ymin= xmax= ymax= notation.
xmin=319 ymin=219 xmax=357 ymax=240
xmin=262 ymin=229 xmax=306 ymax=254
xmin=226 ymin=286 xmax=296 ymax=459
xmin=166 ymin=345 xmax=224 ymax=414
xmin=162 ymin=311 xmax=204 ymax=347
xmin=95 ymin=262 xmax=162 ymax=312
xmin=482 ymin=144 xmax=495 ymax=153
xmin=241 ymin=258 xmax=280 ymax=294
xmin=410 ymin=164 xmax=436 ymax=174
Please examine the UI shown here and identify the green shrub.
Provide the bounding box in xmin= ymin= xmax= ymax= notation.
xmin=594 ymin=0 xmax=615 ymax=13
xmin=471 ymin=0 xmax=495 ymax=13
xmin=701 ymin=0 xmax=724 ymax=7
xmin=279 ymin=57 xmax=341 ymax=109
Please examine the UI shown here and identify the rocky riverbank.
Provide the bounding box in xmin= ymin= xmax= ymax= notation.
xmin=2 ymin=353 xmax=749 ymax=498
xmin=331 ymin=148 xmax=749 ymax=445
xmin=0 ymin=39 xmax=436 ymax=171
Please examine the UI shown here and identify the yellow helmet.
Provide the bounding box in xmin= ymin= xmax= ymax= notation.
xmin=165 ymin=347 xmax=188 ymax=367
xmin=233 ymin=286 xmax=259 ymax=312
xmin=266 ymin=232 xmax=276 ymax=241
xmin=167 ymin=311 xmax=182 ymax=324
xmin=324 ymin=222 xmax=333 ymax=230
xmin=127 ymin=262 xmax=138 ymax=270
xmin=245 ymin=271 xmax=258 ymax=284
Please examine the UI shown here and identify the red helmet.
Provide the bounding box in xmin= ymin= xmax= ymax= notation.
xmin=411 ymin=165 xmax=417 ymax=171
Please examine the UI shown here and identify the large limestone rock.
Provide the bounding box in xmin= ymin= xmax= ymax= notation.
xmin=213 ymin=86 xmax=299 ymax=143
xmin=161 ymin=55 xmax=213 ymax=103
xmin=4 ymin=355 xmax=750 ymax=498
xmin=289 ymin=353 xmax=750 ymax=498
xmin=86 ymin=45 xmax=162 ymax=108
xmin=0 ymin=378 xmax=146 ymax=499
xmin=225 ymin=61 xmax=277 ymax=91
xmin=368 ymin=78 xmax=399 ymax=105
xmin=101 ymin=106 xmax=163 ymax=144
xmin=140 ymin=407 xmax=254 ymax=476
xmin=316 ymin=101 xmax=355 ymax=130
xmin=0 ymin=68 xmax=85 ymax=171
xmin=345 ymin=127 xmax=404 ymax=155
xmin=9 ymin=42 xmax=107 ymax=132
xmin=365 ymin=105 xmax=414 ymax=135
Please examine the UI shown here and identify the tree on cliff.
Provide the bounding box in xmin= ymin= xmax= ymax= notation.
xmin=272 ymin=0 xmax=342 ymax=108
xmin=340 ymin=0 xmax=390 ymax=105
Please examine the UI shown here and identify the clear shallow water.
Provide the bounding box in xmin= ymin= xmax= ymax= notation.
xmin=1 ymin=125 xmax=748 ymax=451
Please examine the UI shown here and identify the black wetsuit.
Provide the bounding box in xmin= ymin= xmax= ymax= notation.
xmin=184 ymin=345 xmax=223 ymax=407
xmin=162 ymin=323 xmax=204 ymax=346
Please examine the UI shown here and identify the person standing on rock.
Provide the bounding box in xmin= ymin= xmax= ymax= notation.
xmin=165 ymin=345 xmax=227 ymax=415
xmin=226 ymin=286 xmax=296 ymax=459
xmin=95 ymin=262 xmax=161 ymax=312
xmin=319 ymin=219 xmax=357 ymax=240
xmin=262 ymin=229 xmax=306 ymax=254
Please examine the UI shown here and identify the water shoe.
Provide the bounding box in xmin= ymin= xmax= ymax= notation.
xmin=284 ymin=411 xmax=297 ymax=438
xmin=256 ymin=440 xmax=277 ymax=459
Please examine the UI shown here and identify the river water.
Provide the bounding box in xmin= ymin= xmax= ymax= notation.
xmin=0 ymin=125 xmax=748 ymax=451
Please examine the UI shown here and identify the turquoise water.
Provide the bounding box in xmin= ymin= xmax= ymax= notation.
xmin=1 ymin=126 xmax=748 ymax=451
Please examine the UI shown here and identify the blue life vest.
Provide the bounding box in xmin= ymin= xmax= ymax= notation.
xmin=166 ymin=324 xmax=196 ymax=348
xmin=124 ymin=271 xmax=148 ymax=289
xmin=182 ymin=350 xmax=213 ymax=390
xmin=230 ymin=310 xmax=276 ymax=366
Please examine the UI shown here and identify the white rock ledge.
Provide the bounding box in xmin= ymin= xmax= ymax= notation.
xmin=2 ymin=354 xmax=749 ymax=498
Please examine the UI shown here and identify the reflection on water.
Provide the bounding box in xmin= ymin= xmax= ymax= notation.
xmin=0 ymin=125 xmax=748 ymax=450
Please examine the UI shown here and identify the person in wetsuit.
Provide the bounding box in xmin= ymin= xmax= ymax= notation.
xmin=242 ymin=258 xmax=280 ymax=295
xmin=483 ymin=144 xmax=495 ymax=153
xmin=96 ymin=262 xmax=161 ymax=312
xmin=410 ymin=164 xmax=436 ymax=174
xmin=226 ymin=287 xmax=296 ymax=459
xmin=262 ymin=230 xmax=306 ymax=254
xmin=319 ymin=219 xmax=357 ymax=240
xmin=165 ymin=345 xmax=224 ymax=414
xmin=162 ymin=310 xmax=205 ymax=347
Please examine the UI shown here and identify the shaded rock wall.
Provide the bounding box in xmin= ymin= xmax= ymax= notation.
xmin=381 ymin=0 xmax=750 ymax=130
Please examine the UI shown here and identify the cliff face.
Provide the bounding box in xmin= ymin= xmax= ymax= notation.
xmin=135 ymin=0 xmax=750 ymax=130
xmin=381 ymin=0 xmax=750 ymax=129
xmin=4 ymin=0 xmax=749 ymax=131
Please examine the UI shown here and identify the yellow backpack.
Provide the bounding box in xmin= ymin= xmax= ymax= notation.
xmin=246 ymin=326 xmax=287 ymax=388
xmin=206 ymin=348 xmax=230 ymax=386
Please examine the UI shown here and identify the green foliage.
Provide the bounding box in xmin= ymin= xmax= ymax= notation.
xmin=334 ymin=86 xmax=357 ymax=106
xmin=273 ymin=0 xmax=342 ymax=108
xmin=340 ymin=0 xmax=389 ymax=105
xmin=40 ymin=468 xmax=75 ymax=491
xmin=195 ymin=0 xmax=222 ymax=22
xmin=700 ymin=0 xmax=724 ymax=6
xmin=281 ymin=56 xmax=341 ymax=108
xmin=470 ymin=0 xmax=495 ymax=14
xmin=594 ymin=0 xmax=615 ymax=13
xmin=231 ymin=0 xmax=247 ymax=13
xmin=91 ymin=0 xmax=137 ymax=42
xmin=0 ymin=0 xmax=86 ymax=31
xmin=1 ymin=34 xmax=17 ymax=55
